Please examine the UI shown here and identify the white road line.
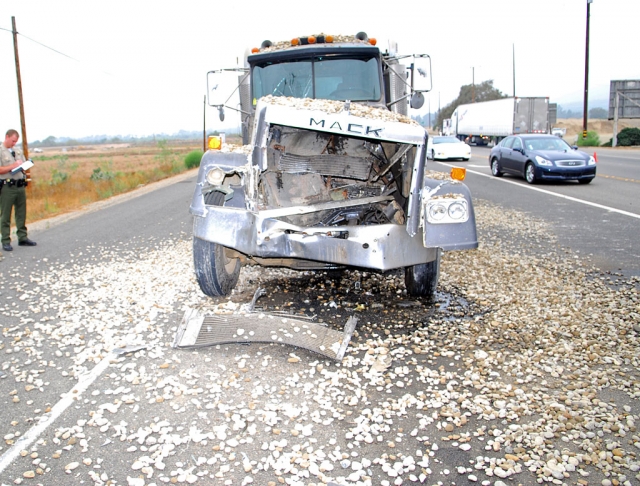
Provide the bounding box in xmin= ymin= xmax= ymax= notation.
xmin=437 ymin=162 xmax=640 ymax=220
xmin=0 ymin=353 xmax=115 ymax=475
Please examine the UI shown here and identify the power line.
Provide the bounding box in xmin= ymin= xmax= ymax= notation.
xmin=0 ymin=26 xmax=113 ymax=76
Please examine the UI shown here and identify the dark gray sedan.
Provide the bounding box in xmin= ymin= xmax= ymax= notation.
xmin=489 ymin=134 xmax=597 ymax=184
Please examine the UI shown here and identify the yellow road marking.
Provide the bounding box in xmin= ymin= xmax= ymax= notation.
xmin=597 ymin=174 xmax=640 ymax=184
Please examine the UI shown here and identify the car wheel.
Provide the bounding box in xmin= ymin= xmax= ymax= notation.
xmin=193 ymin=191 xmax=241 ymax=297
xmin=405 ymin=251 xmax=441 ymax=300
xmin=431 ymin=149 xmax=435 ymax=160
xmin=490 ymin=158 xmax=503 ymax=177
xmin=463 ymin=157 xmax=470 ymax=161
xmin=578 ymin=178 xmax=594 ymax=185
xmin=525 ymin=163 xmax=537 ymax=184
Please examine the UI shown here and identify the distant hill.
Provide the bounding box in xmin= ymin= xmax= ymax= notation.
xmin=28 ymin=128 xmax=242 ymax=148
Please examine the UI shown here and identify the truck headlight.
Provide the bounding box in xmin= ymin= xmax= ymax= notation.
xmin=448 ymin=202 xmax=466 ymax=220
xmin=428 ymin=203 xmax=447 ymax=221
xmin=426 ymin=197 xmax=469 ymax=224
xmin=206 ymin=168 xmax=226 ymax=186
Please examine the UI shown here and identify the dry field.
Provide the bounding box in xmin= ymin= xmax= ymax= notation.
xmin=555 ymin=117 xmax=640 ymax=144
xmin=22 ymin=140 xmax=204 ymax=224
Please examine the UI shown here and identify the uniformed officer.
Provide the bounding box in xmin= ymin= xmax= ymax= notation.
xmin=0 ymin=129 xmax=37 ymax=251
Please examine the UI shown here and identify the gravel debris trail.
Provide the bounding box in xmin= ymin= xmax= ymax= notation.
xmin=1 ymin=200 xmax=639 ymax=486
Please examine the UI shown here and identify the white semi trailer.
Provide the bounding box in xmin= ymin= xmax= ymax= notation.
xmin=448 ymin=97 xmax=550 ymax=145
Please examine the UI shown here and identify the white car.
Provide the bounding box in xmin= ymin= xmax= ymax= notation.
xmin=427 ymin=136 xmax=471 ymax=161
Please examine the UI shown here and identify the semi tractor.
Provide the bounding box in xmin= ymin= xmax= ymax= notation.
xmin=189 ymin=32 xmax=478 ymax=300
xmin=447 ymin=97 xmax=550 ymax=145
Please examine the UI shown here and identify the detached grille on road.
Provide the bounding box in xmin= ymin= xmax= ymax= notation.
xmin=173 ymin=306 xmax=357 ymax=361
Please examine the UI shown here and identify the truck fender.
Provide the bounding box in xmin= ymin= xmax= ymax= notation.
xmin=421 ymin=179 xmax=478 ymax=251
xmin=190 ymin=151 xmax=250 ymax=216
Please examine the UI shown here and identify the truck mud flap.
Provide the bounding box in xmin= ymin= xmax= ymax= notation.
xmin=172 ymin=290 xmax=357 ymax=361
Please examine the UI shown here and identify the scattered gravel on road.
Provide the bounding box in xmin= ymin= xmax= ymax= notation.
xmin=0 ymin=199 xmax=638 ymax=486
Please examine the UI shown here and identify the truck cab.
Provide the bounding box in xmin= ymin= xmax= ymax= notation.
xmin=190 ymin=32 xmax=478 ymax=299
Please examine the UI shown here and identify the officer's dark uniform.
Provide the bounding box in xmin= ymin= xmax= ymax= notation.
xmin=0 ymin=144 xmax=30 ymax=246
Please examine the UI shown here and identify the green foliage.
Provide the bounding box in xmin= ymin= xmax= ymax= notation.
xmin=90 ymin=160 xmax=116 ymax=181
xmin=436 ymin=80 xmax=508 ymax=131
xmin=184 ymin=150 xmax=203 ymax=169
xmin=50 ymin=168 xmax=68 ymax=185
xmin=49 ymin=156 xmax=74 ymax=186
xmin=576 ymin=131 xmax=600 ymax=147
xmin=615 ymin=127 xmax=640 ymax=146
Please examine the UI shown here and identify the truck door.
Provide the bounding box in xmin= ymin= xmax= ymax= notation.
xmin=531 ymin=98 xmax=549 ymax=133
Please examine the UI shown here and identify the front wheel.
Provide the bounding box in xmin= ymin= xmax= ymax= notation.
xmin=525 ymin=163 xmax=537 ymax=184
xmin=491 ymin=158 xmax=503 ymax=177
xmin=405 ymin=251 xmax=441 ymax=300
xmin=193 ymin=192 xmax=241 ymax=297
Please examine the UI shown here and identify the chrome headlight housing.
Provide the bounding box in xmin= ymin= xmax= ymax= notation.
xmin=205 ymin=167 xmax=226 ymax=186
xmin=426 ymin=196 xmax=469 ymax=224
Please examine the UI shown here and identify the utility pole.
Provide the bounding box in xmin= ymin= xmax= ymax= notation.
xmin=472 ymin=67 xmax=475 ymax=103
xmin=582 ymin=0 xmax=593 ymax=140
xmin=203 ymin=95 xmax=206 ymax=152
xmin=512 ymin=44 xmax=516 ymax=97
xmin=12 ymin=17 xmax=29 ymax=160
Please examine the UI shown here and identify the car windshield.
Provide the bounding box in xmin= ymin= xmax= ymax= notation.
xmin=252 ymin=56 xmax=381 ymax=101
xmin=433 ymin=137 xmax=460 ymax=144
xmin=524 ymin=137 xmax=572 ymax=151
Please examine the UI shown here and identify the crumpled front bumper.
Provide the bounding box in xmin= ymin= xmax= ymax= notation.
xmin=192 ymin=205 xmax=437 ymax=271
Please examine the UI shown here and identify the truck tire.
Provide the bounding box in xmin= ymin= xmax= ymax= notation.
xmin=405 ymin=251 xmax=441 ymax=299
xmin=193 ymin=191 xmax=241 ymax=297
xmin=490 ymin=158 xmax=503 ymax=177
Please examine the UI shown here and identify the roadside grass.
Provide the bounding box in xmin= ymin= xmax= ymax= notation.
xmin=24 ymin=141 xmax=201 ymax=223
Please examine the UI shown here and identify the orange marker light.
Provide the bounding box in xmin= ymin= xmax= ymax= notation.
xmin=369 ymin=38 xmax=377 ymax=46
xmin=251 ymin=47 xmax=259 ymax=53
xmin=308 ymin=35 xmax=317 ymax=44
xmin=450 ymin=167 xmax=466 ymax=181
xmin=291 ymin=38 xmax=300 ymax=46
xmin=208 ymin=136 xmax=222 ymax=151
xmin=326 ymin=35 xmax=334 ymax=43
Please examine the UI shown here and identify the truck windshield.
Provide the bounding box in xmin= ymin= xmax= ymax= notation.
xmin=252 ymin=56 xmax=381 ymax=102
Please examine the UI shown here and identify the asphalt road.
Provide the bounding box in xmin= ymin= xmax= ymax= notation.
xmin=0 ymin=161 xmax=638 ymax=486
xmin=433 ymin=146 xmax=640 ymax=278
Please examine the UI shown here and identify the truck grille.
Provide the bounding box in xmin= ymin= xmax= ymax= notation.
xmin=278 ymin=153 xmax=372 ymax=180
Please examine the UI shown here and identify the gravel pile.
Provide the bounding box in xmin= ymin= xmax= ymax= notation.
xmin=1 ymin=199 xmax=638 ymax=486
xmin=260 ymin=95 xmax=417 ymax=126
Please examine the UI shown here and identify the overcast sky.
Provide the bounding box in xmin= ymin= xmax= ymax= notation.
xmin=0 ymin=0 xmax=637 ymax=142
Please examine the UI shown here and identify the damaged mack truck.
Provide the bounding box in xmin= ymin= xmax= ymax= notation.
xmin=190 ymin=32 xmax=478 ymax=300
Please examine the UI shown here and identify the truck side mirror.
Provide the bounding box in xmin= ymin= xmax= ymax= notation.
xmin=410 ymin=92 xmax=425 ymax=109
xmin=411 ymin=54 xmax=432 ymax=93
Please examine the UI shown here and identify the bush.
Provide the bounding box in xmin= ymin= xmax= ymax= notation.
xmin=90 ymin=161 xmax=116 ymax=181
xmin=185 ymin=150 xmax=203 ymax=169
xmin=576 ymin=131 xmax=600 ymax=147
xmin=616 ymin=127 xmax=640 ymax=146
